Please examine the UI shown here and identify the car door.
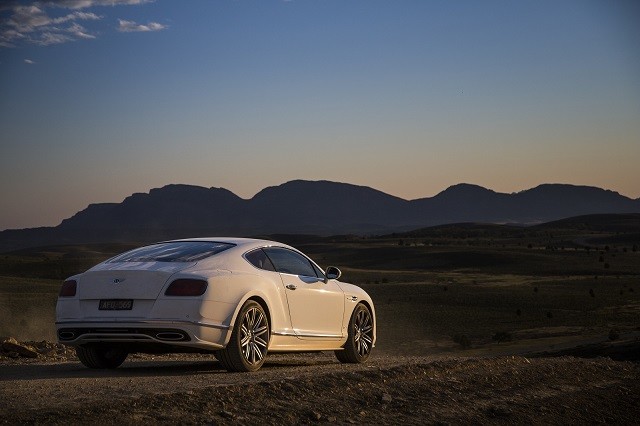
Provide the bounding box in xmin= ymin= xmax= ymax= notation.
xmin=263 ymin=247 xmax=344 ymax=339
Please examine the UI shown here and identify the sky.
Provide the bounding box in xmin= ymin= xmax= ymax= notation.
xmin=0 ymin=0 xmax=639 ymax=231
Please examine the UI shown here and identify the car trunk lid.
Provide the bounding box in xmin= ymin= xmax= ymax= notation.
xmin=76 ymin=261 xmax=194 ymax=319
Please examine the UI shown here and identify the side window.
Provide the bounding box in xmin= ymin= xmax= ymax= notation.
xmin=264 ymin=247 xmax=318 ymax=277
xmin=244 ymin=249 xmax=276 ymax=272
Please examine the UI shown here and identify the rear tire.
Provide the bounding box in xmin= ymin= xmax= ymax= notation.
xmin=217 ymin=300 xmax=270 ymax=372
xmin=335 ymin=303 xmax=374 ymax=363
xmin=76 ymin=345 xmax=128 ymax=369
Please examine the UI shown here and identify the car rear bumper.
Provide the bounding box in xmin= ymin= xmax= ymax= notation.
xmin=55 ymin=319 xmax=230 ymax=351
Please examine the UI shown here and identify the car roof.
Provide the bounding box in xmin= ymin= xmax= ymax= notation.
xmin=158 ymin=237 xmax=322 ymax=270
xmin=165 ymin=237 xmax=287 ymax=249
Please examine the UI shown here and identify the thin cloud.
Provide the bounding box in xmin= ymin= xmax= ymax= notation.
xmin=1 ymin=4 xmax=101 ymax=46
xmin=51 ymin=11 xmax=100 ymax=24
xmin=24 ymin=58 xmax=35 ymax=64
xmin=1 ymin=0 xmax=162 ymax=48
xmin=67 ymin=22 xmax=95 ymax=39
xmin=117 ymin=19 xmax=166 ymax=33
xmin=37 ymin=31 xmax=73 ymax=45
xmin=7 ymin=5 xmax=50 ymax=33
xmin=41 ymin=1 xmax=152 ymax=10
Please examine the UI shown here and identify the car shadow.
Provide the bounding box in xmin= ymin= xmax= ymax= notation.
xmin=0 ymin=356 xmax=338 ymax=382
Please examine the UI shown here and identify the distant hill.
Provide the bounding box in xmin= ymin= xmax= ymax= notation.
xmin=534 ymin=213 xmax=640 ymax=233
xmin=1 ymin=180 xmax=639 ymax=252
xmin=388 ymin=213 xmax=640 ymax=243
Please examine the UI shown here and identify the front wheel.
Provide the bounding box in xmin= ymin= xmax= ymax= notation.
xmin=76 ymin=345 xmax=128 ymax=369
xmin=217 ymin=300 xmax=270 ymax=372
xmin=335 ymin=303 xmax=374 ymax=363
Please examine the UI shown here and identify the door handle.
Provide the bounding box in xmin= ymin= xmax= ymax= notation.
xmin=286 ymin=284 xmax=297 ymax=290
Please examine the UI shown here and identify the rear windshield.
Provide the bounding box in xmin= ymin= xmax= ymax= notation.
xmin=108 ymin=241 xmax=234 ymax=263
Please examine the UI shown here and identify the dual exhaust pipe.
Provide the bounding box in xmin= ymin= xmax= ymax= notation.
xmin=58 ymin=329 xmax=189 ymax=342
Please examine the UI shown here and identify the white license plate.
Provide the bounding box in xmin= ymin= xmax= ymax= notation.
xmin=99 ymin=299 xmax=133 ymax=310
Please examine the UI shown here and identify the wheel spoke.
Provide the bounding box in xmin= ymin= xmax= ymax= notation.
xmin=241 ymin=334 xmax=251 ymax=346
xmin=250 ymin=343 xmax=258 ymax=363
xmin=248 ymin=344 xmax=254 ymax=363
xmin=360 ymin=340 xmax=369 ymax=355
xmin=248 ymin=309 xmax=256 ymax=328
xmin=362 ymin=311 xmax=369 ymax=323
xmin=256 ymin=343 xmax=262 ymax=363
xmin=253 ymin=312 xmax=264 ymax=330
xmin=363 ymin=315 xmax=371 ymax=328
xmin=362 ymin=334 xmax=373 ymax=345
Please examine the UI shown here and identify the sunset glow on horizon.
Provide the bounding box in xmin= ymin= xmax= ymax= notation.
xmin=1 ymin=0 xmax=639 ymax=230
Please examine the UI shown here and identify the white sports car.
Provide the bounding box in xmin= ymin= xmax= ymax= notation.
xmin=56 ymin=238 xmax=376 ymax=371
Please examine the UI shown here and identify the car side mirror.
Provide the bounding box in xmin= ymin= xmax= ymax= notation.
xmin=324 ymin=266 xmax=342 ymax=283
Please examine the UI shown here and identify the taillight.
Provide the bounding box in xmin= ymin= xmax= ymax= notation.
xmin=165 ymin=279 xmax=208 ymax=296
xmin=59 ymin=280 xmax=77 ymax=297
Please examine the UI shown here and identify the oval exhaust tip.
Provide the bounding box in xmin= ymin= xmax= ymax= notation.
xmin=59 ymin=331 xmax=75 ymax=340
xmin=155 ymin=332 xmax=185 ymax=341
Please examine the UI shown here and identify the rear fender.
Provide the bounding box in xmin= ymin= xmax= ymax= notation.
xmin=223 ymin=291 xmax=272 ymax=347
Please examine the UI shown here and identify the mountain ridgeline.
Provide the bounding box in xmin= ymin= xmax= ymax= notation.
xmin=1 ymin=180 xmax=639 ymax=251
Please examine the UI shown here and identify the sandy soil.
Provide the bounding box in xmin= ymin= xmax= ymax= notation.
xmin=1 ymin=341 xmax=639 ymax=425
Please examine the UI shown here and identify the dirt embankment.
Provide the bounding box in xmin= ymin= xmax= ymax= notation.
xmin=1 ymin=344 xmax=639 ymax=425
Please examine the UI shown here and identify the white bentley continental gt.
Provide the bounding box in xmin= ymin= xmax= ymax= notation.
xmin=56 ymin=238 xmax=376 ymax=372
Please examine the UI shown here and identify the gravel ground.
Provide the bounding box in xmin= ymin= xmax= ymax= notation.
xmin=1 ymin=340 xmax=639 ymax=424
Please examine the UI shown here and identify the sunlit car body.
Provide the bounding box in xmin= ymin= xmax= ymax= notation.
xmin=56 ymin=238 xmax=375 ymax=371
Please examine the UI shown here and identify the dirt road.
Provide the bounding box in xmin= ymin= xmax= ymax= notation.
xmin=1 ymin=350 xmax=639 ymax=425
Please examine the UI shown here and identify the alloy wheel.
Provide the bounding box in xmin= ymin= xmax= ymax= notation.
xmin=353 ymin=307 xmax=373 ymax=357
xmin=240 ymin=306 xmax=269 ymax=365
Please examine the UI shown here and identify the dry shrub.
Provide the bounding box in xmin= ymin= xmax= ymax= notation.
xmin=492 ymin=331 xmax=513 ymax=343
xmin=453 ymin=334 xmax=471 ymax=349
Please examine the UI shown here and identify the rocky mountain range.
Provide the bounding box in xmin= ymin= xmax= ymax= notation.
xmin=1 ymin=180 xmax=639 ymax=252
